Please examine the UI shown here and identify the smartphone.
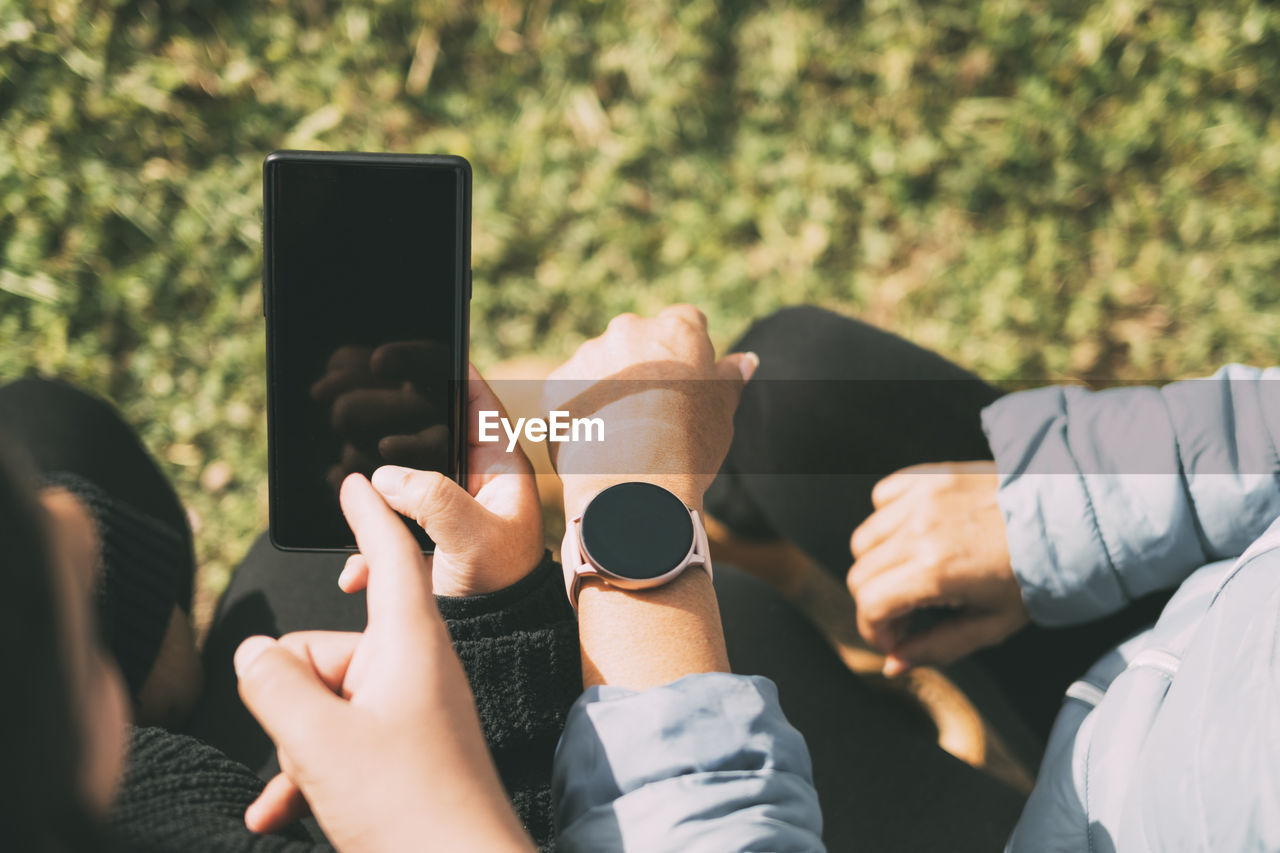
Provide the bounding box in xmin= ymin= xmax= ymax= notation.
xmin=263 ymin=150 xmax=471 ymax=552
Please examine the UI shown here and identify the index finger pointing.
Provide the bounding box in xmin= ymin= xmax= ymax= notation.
xmin=338 ymin=473 xmax=437 ymax=632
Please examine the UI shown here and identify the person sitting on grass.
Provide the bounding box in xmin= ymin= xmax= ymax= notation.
xmin=705 ymin=305 xmax=1280 ymax=852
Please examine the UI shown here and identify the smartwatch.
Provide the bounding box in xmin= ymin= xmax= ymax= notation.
xmin=561 ymin=481 xmax=712 ymax=609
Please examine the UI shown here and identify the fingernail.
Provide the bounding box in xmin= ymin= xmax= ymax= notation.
xmin=740 ymin=352 xmax=760 ymax=382
xmin=337 ymin=562 xmax=353 ymax=589
xmin=371 ymin=465 xmax=411 ymax=498
xmin=882 ymin=655 xmax=907 ymax=678
xmin=235 ymin=635 xmax=275 ymax=677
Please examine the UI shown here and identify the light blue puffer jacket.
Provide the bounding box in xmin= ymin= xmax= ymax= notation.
xmin=981 ymin=365 xmax=1280 ymax=852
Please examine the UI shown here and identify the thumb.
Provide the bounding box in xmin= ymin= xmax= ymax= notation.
xmin=715 ymin=351 xmax=760 ymax=385
xmin=882 ymin=613 xmax=1011 ymax=675
xmin=235 ymin=636 xmax=345 ymax=761
xmin=371 ymin=465 xmax=495 ymax=555
xmin=245 ymin=772 xmax=309 ymax=834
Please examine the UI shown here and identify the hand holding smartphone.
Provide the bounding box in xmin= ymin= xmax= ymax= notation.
xmin=263 ymin=151 xmax=471 ymax=552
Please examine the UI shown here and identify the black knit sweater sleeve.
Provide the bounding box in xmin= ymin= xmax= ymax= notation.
xmin=107 ymin=726 xmax=331 ymax=853
xmin=109 ymin=551 xmax=579 ymax=852
xmin=436 ymin=550 xmax=583 ymax=851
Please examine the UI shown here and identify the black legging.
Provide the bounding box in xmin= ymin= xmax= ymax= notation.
xmin=709 ymin=305 xmax=1172 ymax=752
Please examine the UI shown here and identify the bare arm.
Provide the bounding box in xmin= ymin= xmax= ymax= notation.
xmin=576 ymin=569 xmax=728 ymax=690
xmin=544 ymin=305 xmax=756 ymax=690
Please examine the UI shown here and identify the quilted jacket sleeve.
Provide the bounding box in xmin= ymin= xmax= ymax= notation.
xmin=981 ymin=365 xmax=1280 ymax=625
xmin=552 ymin=673 xmax=824 ymax=852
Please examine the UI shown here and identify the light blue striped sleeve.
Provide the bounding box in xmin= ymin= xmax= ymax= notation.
xmin=552 ymin=672 xmax=825 ymax=852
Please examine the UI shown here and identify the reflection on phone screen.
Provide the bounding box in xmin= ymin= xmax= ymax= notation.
xmin=266 ymin=156 xmax=467 ymax=550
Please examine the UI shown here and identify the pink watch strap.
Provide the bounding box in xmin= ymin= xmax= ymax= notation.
xmin=561 ymin=509 xmax=712 ymax=610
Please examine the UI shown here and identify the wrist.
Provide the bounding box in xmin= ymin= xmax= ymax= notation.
xmin=551 ymin=395 xmax=720 ymax=518
xmin=561 ymin=474 xmax=706 ymax=521
xmin=576 ymin=568 xmax=727 ymax=690
xmin=562 ymin=480 xmax=727 ymax=689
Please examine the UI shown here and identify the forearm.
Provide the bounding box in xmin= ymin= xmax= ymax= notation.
xmin=563 ymin=473 xmax=730 ymax=690
xmin=542 ymin=311 xmax=822 ymax=848
xmin=576 ymin=569 xmax=729 ymax=690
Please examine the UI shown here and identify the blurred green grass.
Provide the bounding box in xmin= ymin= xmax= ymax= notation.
xmin=3 ymin=0 xmax=1279 ymax=621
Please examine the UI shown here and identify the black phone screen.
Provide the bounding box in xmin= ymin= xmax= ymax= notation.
xmin=264 ymin=152 xmax=470 ymax=551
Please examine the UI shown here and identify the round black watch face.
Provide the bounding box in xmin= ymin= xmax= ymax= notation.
xmin=580 ymin=482 xmax=695 ymax=580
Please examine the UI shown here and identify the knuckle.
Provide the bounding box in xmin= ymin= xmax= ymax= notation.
xmin=238 ymin=650 xmax=284 ymax=699
xmin=871 ymin=476 xmax=899 ymax=506
xmin=856 ymin=587 xmax=885 ymax=621
xmin=662 ymin=304 xmax=707 ymax=328
xmin=914 ymin=471 xmax=944 ymax=494
xmin=851 ymin=528 xmax=878 ymax=560
xmin=918 ymin=493 xmax=946 ymax=522
xmin=606 ymin=312 xmax=639 ymax=332
xmin=916 ymin=536 xmax=941 ymax=564
xmin=909 ymin=512 xmax=930 ymax=537
xmin=410 ymin=471 xmax=450 ymax=520
xmin=275 ymin=633 xmax=307 ymax=658
xmin=917 ymin=545 xmax=949 ymax=576
xmin=577 ymin=332 xmax=605 ymax=354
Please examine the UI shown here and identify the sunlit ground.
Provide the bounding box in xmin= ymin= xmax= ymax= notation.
xmin=3 ymin=0 xmax=1278 ymax=626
